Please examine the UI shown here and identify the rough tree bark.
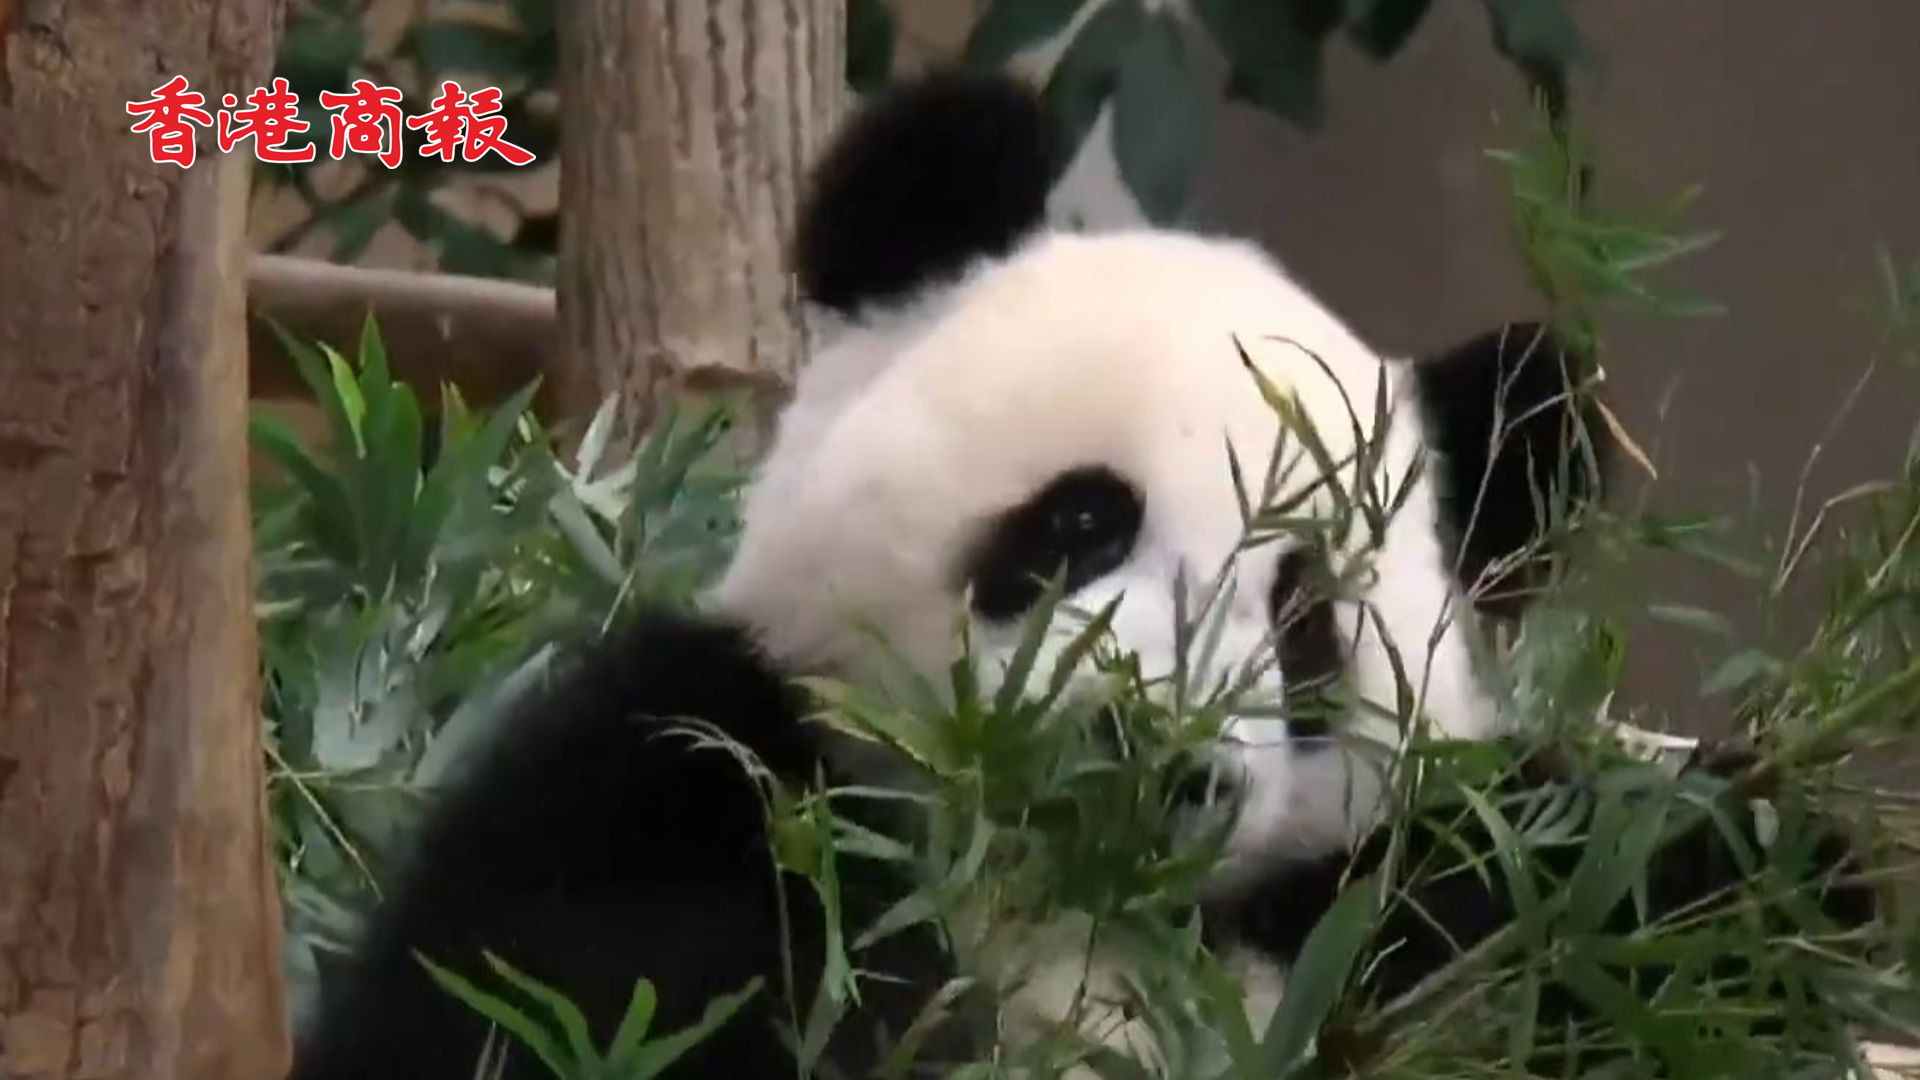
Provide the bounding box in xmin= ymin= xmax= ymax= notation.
xmin=0 ymin=0 xmax=290 ymax=1077
xmin=557 ymin=0 xmax=846 ymax=448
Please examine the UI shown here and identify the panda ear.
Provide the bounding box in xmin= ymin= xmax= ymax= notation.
xmin=795 ymin=69 xmax=1058 ymax=316
xmin=1408 ymin=321 xmax=1614 ymax=619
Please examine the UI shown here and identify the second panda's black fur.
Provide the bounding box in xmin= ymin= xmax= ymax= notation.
xmin=1413 ymin=321 xmax=1613 ymax=621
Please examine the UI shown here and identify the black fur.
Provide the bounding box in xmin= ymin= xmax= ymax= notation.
xmin=795 ymin=69 xmax=1057 ymax=315
xmin=961 ymin=465 xmax=1146 ymax=623
xmin=1203 ymin=738 xmax=1876 ymax=1070
xmin=1267 ymin=544 xmax=1346 ymax=743
xmin=288 ymin=611 xmax=967 ymax=1080
xmin=1412 ymin=322 xmax=1613 ymax=620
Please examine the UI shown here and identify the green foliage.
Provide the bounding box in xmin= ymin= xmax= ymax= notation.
xmin=1036 ymin=0 xmax=1150 ymax=187
xmin=1111 ymin=10 xmax=1211 ymax=223
xmin=417 ymin=952 xmax=762 ymax=1080
xmin=1251 ymin=873 xmax=1378 ymax=1074
xmin=1480 ymin=0 xmax=1588 ymax=74
xmin=965 ymin=0 xmax=1089 ymax=70
xmin=1344 ymin=0 xmax=1436 ymax=61
xmin=1488 ymin=113 xmax=1725 ymax=358
xmin=1735 ymin=261 xmax=1920 ymax=780
xmin=1020 ymin=0 xmax=1214 ymax=223
xmin=1191 ymin=0 xmax=1340 ymax=132
xmin=848 ymin=0 xmax=900 ymax=96
xmin=264 ymin=0 xmax=555 ymax=278
xmin=253 ymin=319 xmax=746 ymax=1021
xmin=1485 ymin=112 xmax=1920 ymax=808
xmin=271 ymin=0 xmax=1594 ymax=267
xmin=968 ymin=0 xmax=1591 ymax=223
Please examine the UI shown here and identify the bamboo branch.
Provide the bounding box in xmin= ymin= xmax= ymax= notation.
xmin=246 ymin=254 xmax=555 ymax=409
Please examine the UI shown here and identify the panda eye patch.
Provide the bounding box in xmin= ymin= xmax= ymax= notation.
xmin=962 ymin=466 xmax=1145 ymax=623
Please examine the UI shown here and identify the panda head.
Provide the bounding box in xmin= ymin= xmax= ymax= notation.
xmin=710 ymin=70 xmax=1612 ymax=891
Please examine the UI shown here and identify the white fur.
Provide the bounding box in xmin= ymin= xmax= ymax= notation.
xmin=712 ymin=227 xmax=1505 ymax=889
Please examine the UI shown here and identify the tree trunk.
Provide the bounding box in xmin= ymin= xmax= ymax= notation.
xmin=0 ymin=0 xmax=290 ymax=1077
xmin=556 ymin=0 xmax=845 ymax=449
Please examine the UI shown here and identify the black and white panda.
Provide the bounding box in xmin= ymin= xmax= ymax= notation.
xmin=288 ymin=70 xmax=1874 ymax=1080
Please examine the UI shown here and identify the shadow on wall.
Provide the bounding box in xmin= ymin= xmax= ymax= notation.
xmin=1186 ymin=0 xmax=1920 ymax=732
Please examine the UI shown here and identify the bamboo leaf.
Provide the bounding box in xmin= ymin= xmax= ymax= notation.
xmin=1192 ymin=0 xmax=1337 ymax=130
xmin=620 ymin=978 xmax=764 ymax=1079
xmin=416 ymin=952 xmax=574 ymax=1078
xmin=1259 ymin=873 xmax=1378 ymax=1071
xmin=964 ymin=0 xmax=1087 ymax=69
xmin=1110 ymin=11 xmax=1208 ymax=223
xmin=847 ymin=0 xmax=897 ymax=94
xmin=1344 ymin=0 xmax=1435 ymax=59
xmin=607 ymin=978 xmax=659 ymax=1066
xmin=479 ymin=951 xmax=599 ymax=1066
xmin=1037 ymin=0 xmax=1146 ymax=182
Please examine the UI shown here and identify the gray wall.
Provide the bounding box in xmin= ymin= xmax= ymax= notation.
xmin=1187 ymin=0 xmax=1920 ymax=729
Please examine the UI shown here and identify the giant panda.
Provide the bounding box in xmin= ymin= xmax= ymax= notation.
xmin=288 ymin=69 xmax=1876 ymax=1080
